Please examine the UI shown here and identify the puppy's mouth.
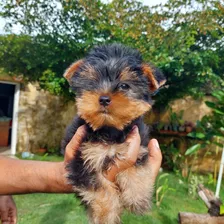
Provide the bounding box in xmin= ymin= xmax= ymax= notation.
xmin=99 ymin=106 xmax=109 ymax=114
xmin=76 ymin=91 xmax=150 ymax=131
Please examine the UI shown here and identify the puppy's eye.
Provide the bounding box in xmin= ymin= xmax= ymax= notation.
xmin=119 ymin=83 xmax=130 ymax=90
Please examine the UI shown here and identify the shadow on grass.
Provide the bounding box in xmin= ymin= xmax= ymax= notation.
xmin=40 ymin=200 xmax=75 ymax=224
xmin=158 ymin=213 xmax=178 ymax=224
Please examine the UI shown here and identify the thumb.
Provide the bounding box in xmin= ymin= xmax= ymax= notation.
xmin=125 ymin=126 xmax=141 ymax=165
xmin=64 ymin=125 xmax=87 ymax=162
xmin=148 ymin=139 xmax=162 ymax=182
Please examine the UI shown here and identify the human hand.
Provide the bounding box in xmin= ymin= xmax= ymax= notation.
xmin=104 ymin=126 xmax=162 ymax=182
xmin=0 ymin=196 xmax=17 ymax=224
xmin=61 ymin=125 xmax=162 ymax=187
xmin=64 ymin=125 xmax=87 ymax=164
xmin=57 ymin=125 xmax=87 ymax=192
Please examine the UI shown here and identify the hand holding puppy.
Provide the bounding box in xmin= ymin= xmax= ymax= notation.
xmin=104 ymin=126 xmax=162 ymax=183
xmin=65 ymin=125 xmax=162 ymax=184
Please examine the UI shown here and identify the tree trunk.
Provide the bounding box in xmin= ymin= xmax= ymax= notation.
xmin=178 ymin=185 xmax=223 ymax=224
xmin=178 ymin=212 xmax=224 ymax=224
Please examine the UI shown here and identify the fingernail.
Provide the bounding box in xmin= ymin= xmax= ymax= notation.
xmin=131 ymin=125 xmax=138 ymax=133
xmin=81 ymin=124 xmax=87 ymax=131
xmin=153 ymin=140 xmax=160 ymax=150
xmin=79 ymin=125 xmax=87 ymax=134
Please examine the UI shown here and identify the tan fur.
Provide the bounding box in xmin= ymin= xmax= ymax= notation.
xmin=63 ymin=60 xmax=83 ymax=81
xmin=141 ymin=63 xmax=159 ymax=92
xmin=80 ymin=64 xmax=99 ymax=80
xmin=74 ymin=143 xmax=126 ymax=224
xmin=81 ymin=142 xmax=129 ymax=172
xmin=79 ymin=179 xmax=122 ymax=224
xmin=119 ymin=67 xmax=138 ymax=81
xmin=76 ymin=91 xmax=150 ymax=130
xmin=73 ymin=143 xmax=153 ymax=224
xmin=117 ymin=150 xmax=154 ymax=214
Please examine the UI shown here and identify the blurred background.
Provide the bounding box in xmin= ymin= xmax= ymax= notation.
xmin=0 ymin=0 xmax=223 ymax=223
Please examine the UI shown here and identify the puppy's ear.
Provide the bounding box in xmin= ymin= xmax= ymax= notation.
xmin=63 ymin=60 xmax=83 ymax=82
xmin=142 ymin=63 xmax=166 ymax=92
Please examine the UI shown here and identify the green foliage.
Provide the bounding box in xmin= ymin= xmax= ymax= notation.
xmin=156 ymin=173 xmax=176 ymax=207
xmin=0 ymin=0 xmax=223 ymax=105
xmin=39 ymin=69 xmax=67 ymax=96
xmin=186 ymin=87 xmax=224 ymax=154
xmin=0 ymin=34 xmax=81 ymax=99
xmin=169 ymin=108 xmax=184 ymax=125
xmin=188 ymin=174 xmax=204 ymax=199
xmin=160 ymin=143 xmax=182 ymax=171
xmin=221 ymin=205 xmax=224 ymax=215
xmin=0 ymin=35 xmax=45 ymax=80
xmin=185 ymin=143 xmax=201 ymax=156
xmin=207 ymin=173 xmax=215 ymax=186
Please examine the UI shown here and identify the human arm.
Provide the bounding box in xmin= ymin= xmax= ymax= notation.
xmin=0 ymin=125 xmax=87 ymax=195
xmin=0 ymin=156 xmax=71 ymax=194
xmin=0 ymin=125 xmax=161 ymax=194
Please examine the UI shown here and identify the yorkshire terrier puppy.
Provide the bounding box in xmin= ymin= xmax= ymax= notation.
xmin=61 ymin=44 xmax=166 ymax=224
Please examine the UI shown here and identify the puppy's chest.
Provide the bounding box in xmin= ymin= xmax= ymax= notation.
xmin=77 ymin=128 xmax=149 ymax=173
xmin=79 ymin=141 xmax=149 ymax=174
xmin=80 ymin=141 xmax=129 ymax=172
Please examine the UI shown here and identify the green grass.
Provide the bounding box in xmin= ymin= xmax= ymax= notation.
xmin=16 ymin=153 xmax=63 ymax=162
xmin=13 ymin=154 xmax=224 ymax=224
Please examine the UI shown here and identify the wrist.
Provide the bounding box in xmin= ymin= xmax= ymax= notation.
xmin=26 ymin=161 xmax=73 ymax=194
xmin=50 ymin=162 xmax=73 ymax=193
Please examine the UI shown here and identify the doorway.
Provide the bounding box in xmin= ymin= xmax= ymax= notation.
xmin=0 ymin=81 xmax=20 ymax=155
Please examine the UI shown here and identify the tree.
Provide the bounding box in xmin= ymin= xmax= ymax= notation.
xmin=0 ymin=0 xmax=223 ymax=105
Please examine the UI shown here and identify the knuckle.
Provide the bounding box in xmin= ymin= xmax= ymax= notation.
xmin=126 ymin=157 xmax=136 ymax=166
xmin=65 ymin=144 xmax=71 ymax=152
xmin=76 ymin=126 xmax=85 ymax=137
xmin=75 ymin=129 xmax=82 ymax=138
xmin=1 ymin=217 xmax=9 ymax=222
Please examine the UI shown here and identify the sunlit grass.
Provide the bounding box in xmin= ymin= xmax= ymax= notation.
xmin=14 ymin=155 xmax=224 ymax=224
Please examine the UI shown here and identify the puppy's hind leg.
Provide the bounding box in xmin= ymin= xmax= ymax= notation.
xmin=117 ymin=149 xmax=154 ymax=215
xmin=80 ymin=177 xmax=122 ymax=224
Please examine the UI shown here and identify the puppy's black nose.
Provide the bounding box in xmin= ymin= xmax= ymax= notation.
xmin=99 ymin=96 xmax=111 ymax=107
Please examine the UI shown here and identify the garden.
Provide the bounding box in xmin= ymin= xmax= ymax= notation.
xmin=0 ymin=0 xmax=224 ymax=223
xmin=13 ymin=167 xmax=224 ymax=224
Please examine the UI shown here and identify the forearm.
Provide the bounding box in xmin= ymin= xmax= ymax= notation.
xmin=0 ymin=156 xmax=72 ymax=195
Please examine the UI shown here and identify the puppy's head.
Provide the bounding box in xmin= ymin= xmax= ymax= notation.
xmin=64 ymin=44 xmax=166 ymax=130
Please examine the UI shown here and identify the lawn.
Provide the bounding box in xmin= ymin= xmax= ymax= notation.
xmin=13 ymin=154 xmax=224 ymax=224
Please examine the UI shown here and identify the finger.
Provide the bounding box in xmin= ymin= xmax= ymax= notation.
xmin=148 ymin=139 xmax=162 ymax=182
xmin=125 ymin=125 xmax=140 ymax=143
xmin=0 ymin=210 xmax=9 ymax=224
xmin=64 ymin=125 xmax=87 ymax=162
xmin=125 ymin=126 xmax=141 ymax=165
xmin=104 ymin=126 xmax=141 ymax=182
xmin=9 ymin=208 xmax=17 ymax=224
